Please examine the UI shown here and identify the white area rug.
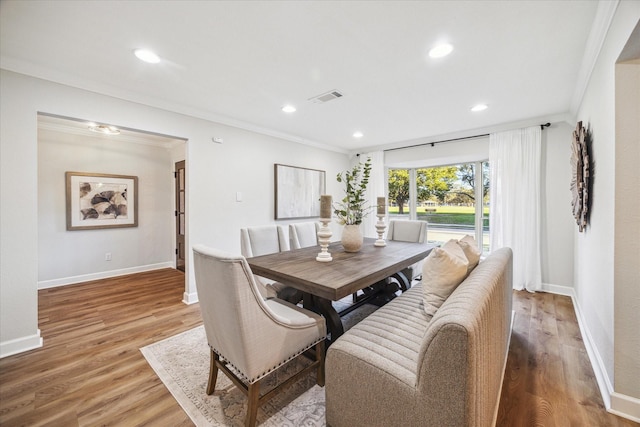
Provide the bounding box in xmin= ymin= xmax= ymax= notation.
xmin=141 ymin=304 xmax=377 ymax=426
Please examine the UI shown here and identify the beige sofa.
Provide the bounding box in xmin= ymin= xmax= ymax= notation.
xmin=325 ymin=247 xmax=513 ymax=427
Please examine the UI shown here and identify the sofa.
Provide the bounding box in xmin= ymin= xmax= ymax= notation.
xmin=325 ymin=247 xmax=513 ymax=427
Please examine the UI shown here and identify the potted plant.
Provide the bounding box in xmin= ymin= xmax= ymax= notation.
xmin=333 ymin=156 xmax=373 ymax=252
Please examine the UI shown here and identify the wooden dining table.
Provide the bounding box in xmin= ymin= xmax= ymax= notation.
xmin=247 ymin=237 xmax=435 ymax=343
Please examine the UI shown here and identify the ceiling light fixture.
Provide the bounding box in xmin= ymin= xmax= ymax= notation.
xmin=134 ymin=48 xmax=161 ymax=64
xmin=470 ymin=104 xmax=488 ymax=112
xmin=88 ymin=123 xmax=121 ymax=135
xmin=282 ymin=105 xmax=296 ymax=113
xmin=428 ymin=43 xmax=453 ymax=58
xmin=353 ymin=131 xmax=364 ymax=138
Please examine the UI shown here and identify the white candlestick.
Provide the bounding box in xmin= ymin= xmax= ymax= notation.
xmin=374 ymin=214 xmax=387 ymax=247
xmin=316 ymin=219 xmax=333 ymax=262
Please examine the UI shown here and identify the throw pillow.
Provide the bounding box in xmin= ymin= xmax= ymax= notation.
xmin=458 ymin=235 xmax=481 ymax=274
xmin=422 ymin=240 xmax=469 ymax=316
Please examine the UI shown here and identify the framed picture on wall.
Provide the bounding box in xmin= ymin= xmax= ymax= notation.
xmin=274 ymin=164 xmax=326 ymax=219
xmin=66 ymin=171 xmax=138 ymax=230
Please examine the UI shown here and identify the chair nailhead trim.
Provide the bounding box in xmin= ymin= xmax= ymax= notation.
xmin=212 ymin=336 xmax=324 ymax=384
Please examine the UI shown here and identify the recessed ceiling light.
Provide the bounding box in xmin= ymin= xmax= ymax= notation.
xmin=282 ymin=105 xmax=296 ymax=113
xmin=353 ymin=131 xmax=364 ymax=138
xmin=134 ymin=48 xmax=161 ymax=64
xmin=429 ymin=43 xmax=453 ymax=58
xmin=471 ymin=104 xmax=488 ymax=112
xmin=88 ymin=124 xmax=121 ymax=135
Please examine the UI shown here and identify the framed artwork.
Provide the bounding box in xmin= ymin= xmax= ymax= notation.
xmin=274 ymin=164 xmax=326 ymax=219
xmin=66 ymin=172 xmax=138 ymax=230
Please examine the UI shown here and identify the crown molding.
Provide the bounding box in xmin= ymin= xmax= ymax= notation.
xmin=1 ymin=60 xmax=348 ymax=155
xmin=569 ymin=0 xmax=620 ymax=116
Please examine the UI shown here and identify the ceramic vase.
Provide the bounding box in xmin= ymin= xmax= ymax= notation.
xmin=342 ymin=224 xmax=364 ymax=252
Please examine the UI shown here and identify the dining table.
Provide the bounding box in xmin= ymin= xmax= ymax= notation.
xmin=247 ymin=237 xmax=435 ymax=343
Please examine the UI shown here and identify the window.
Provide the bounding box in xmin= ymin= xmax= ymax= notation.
xmin=387 ymin=161 xmax=489 ymax=252
xmin=387 ymin=168 xmax=411 ymax=219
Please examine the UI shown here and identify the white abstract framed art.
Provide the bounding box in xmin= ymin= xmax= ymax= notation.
xmin=274 ymin=164 xmax=326 ymax=220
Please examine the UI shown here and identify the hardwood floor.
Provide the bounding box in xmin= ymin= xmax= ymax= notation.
xmin=0 ymin=269 xmax=200 ymax=426
xmin=0 ymin=269 xmax=635 ymax=426
xmin=497 ymin=290 xmax=636 ymax=427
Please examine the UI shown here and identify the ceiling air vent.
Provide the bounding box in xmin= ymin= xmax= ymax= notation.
xmin=309 ymin=89 xmax=344 ymax=104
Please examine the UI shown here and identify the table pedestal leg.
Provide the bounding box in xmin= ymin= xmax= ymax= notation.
xmin=308 ymin=295 xmax=344 ymax=344
xmin=391 ymin=270 xmax=411 ymax=292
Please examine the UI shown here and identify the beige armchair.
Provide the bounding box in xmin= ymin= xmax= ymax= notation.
xmin=289 ymin=222 xmax=319 ymax=249
xmin=192 ymin=245 xmax=326 ymax=427
xmin=387 ymin=220 xmax=429 ymax=288
xmin=240 ymin=225 xmax=302 ymax=303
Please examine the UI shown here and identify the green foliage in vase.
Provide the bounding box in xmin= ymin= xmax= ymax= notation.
xmin=333 ymin=157 xmax=372 ymax=225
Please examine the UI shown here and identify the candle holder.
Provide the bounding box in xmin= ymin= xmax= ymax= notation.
xmin=374 ymin=214 xmax=387 ymax=247
xmin=316 ymin=218 xmax=333 ymax=262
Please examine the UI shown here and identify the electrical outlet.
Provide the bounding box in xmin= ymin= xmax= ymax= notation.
xmin=105 ymin=252 xmax=112 ymax=261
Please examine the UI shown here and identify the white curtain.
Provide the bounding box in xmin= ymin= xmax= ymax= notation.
xmin=361 ymin=151 xmax=385 ymax=238
xmin=489 ymin=126 xmax=542 ymax=291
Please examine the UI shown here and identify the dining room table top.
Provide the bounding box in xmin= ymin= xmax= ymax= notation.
xmin=247 ymin=237 xmax=435 ymax=301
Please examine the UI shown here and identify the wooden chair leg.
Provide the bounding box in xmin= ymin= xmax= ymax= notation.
xmin=206 ymin=349 xmax=219 ymax=395
xmin=245 ymin=380 xmax=260 ymax=427
xmin=316 ymin=340 xmax=325 ymax=387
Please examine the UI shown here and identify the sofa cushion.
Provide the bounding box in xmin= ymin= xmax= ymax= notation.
xmin=422 ymin=239 xmax=469 ymax=316
xmin=328 ymin=283 xmax=429 ymax=387
xmin=458 ymin=234 xmax=481 ymax=274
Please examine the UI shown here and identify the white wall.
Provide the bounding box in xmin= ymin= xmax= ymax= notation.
xmin=574 ymin=0 xmax=640 ymax=414
xmin=385 ymin=136 xmax=489 ymax=168
xmin=37 ymin=126 xmax=177 ymax=287
xmin=0 ymin=71 xmax=40 ymax=357
xmin=614 ymin=58 xmax=640 ymax=408
xmin=540 ymin=122 xmax=575 ymax=288
xmin=0 ymin=69 xmax=349 ymax=357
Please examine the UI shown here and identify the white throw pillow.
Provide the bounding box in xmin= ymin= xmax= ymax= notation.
xmin=422 ymin=240 xmax=469 ymax=316
xmin=458 ymin=235 xmax=481 ymax=274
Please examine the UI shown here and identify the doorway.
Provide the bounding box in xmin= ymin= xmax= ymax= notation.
xmin=175 ymin=160 xmax=186 ymax=272
xmin=36 ymin=113 xmax=187 ymax=288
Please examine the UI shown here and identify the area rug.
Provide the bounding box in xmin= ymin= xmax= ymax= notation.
xmin=141 ymin=304 xmax=377 ymax=426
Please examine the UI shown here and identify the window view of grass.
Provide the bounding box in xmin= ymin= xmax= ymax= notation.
xmin=388 ymin=205 xmax=489 ymax=226
xmin=388 ymin=162 xmax=490 ymax=251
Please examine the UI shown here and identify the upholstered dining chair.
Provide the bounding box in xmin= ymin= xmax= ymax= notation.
xmin=192 ymin=245 xmax=326 ymax=427
xmin=386 ymin=219 xmax=429 ymax=289
xmin=289 ymin=222 xmax=319 ymax=249
xmin=240 ymin=225 xmax=302 ymax=303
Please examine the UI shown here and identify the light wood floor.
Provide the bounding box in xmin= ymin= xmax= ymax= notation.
xmin=496 ymin=291 xmax=637 ymax=427
xmin=0 ymin=269 xmax=636 ymax=426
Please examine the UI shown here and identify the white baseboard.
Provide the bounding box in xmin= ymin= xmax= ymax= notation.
xmin=182 ymin=291 xmax=199 ymax=305
xmin=542 ymin=282 xmax=640 ymax=423
xmin=610 ymin=393 xmax=640 ymax=422
xmin=37 ymin=262 xmax=175 ymax=289
xmin=540 ymin=282 xmax=574 ymax=297
xmin=0 ymin=329 xmax=43 ymax=359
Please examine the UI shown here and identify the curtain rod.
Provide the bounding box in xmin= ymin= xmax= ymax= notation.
xmin=380 ymin=122 xmax=551 ymax=153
